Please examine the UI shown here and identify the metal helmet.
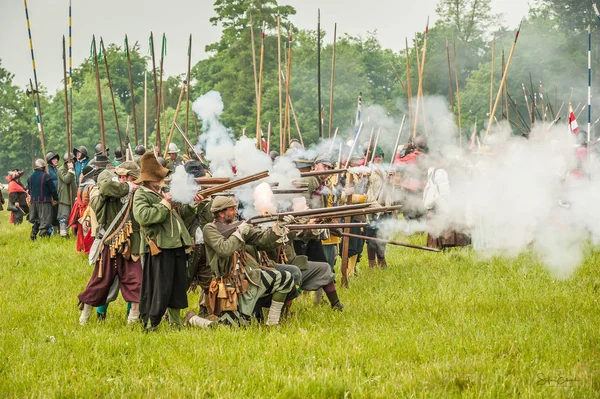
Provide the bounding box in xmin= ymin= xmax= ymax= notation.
xmin=134 ymin=144 xmax=146 ymax=156
xmin=167 ymin=143 xmax=180 ymax=154
xmin=94 ymin=142 xmax=109 ymax=156
xmin=114 ymin=147 xmax=124 ymax=160
xmin=63 ymin=152 xmax=75 ymax=162
xmin=156 ymin=156 xmax=167 ymax=167
xmin=45 ymin=151 xmax=59 ymax=163
xmin=34 ymin=158 xmax=47 ymax=169
xmin=73 ymin=145 xmax=88 ymax=157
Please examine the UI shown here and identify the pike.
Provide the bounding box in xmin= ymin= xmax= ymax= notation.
xmin=503 ymin=47 xmax=509 ymax=124
xmin=377 ymin=115 xmax=406 ymax=202
xmin=486 ymin=21 xmax=522 ymax=136
xmin=256 ymin=26 xmax=265 ymax=150
xmin=282 ymin=26 xmax=293 ymax=152
xmin=588 ymin=24 xmax=592 ymax=149
xmin=68 ymin=0 xmax=73 ymax=143
xmin=363 ymin=127 xmax=375 ymax=165
xmin=328 ymin=23 xmax=337 ymax=138
xmin=277 ymin=15 xmax=283 ymax=153
xmin=124 ymin=35 xmax=139 ymax=145
xmin=24 ymin=0 xmax=46 ymax=161
xmin=446 ymin=38 xmax=454 ymax=108
xmin=453 ymin=37 xmax=462 ymax=148
xmin=317 ymin=9 xmax=323 ymax=138
xmin=174 ymin=121 xmax=202 ymax=161
xmin=91 ymin=35 xmax=107 ymax=155
xmin=389 ymin=60 xmax=408 ymax=96
xmin=280 ymin=69 xmax=304 ymax=147
xmin=405 ymin=37 xmax=413 ymax=121
xmin=124 ymin=115 xmax=134 ymax=161
xmin=412 ymin=18 xmax=429 ymax=138
xmin=266 ymin=121 xmax=272 ymax=153
xmin=163 ymin=81 xmax=187 ymax=158
xmin=149 ymin=32 xmax=160 ymax=150
xmin=185 ymin=34 xmax=192 ymax=154
xmin=489 ymin=38 xmax=495 ymax=118
xmin=27 ymin=80 xmax=46 ymax=171
xmin=250 ymin=13 xmax=259 ymax=105
xmin=100 ymin=38 xmax=124 ymax=153
xmin=344 ymin=122 xmax=364 ymax=169
xmin=144 ymin=71 xmax=147 ymax=147
xmin=370 ymin=127 xmax=381 ymax=163
xmin=62 ymin=36 xmax=71 ymax=154
xmin=196 ymin=171 xmax=269 ymax=199
xmin=160 ymin=36 xmax=167 ymax=147
xmin=328 ymin=127 xmax=339 ymax=153
xmin=339 ymin=232 xmax=441 ymax=252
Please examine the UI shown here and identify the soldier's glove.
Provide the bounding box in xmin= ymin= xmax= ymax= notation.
xmin=281 ymin=215 xmax=295 ymax=226
xmin=237 ymin=221 xmax=251 ymax=237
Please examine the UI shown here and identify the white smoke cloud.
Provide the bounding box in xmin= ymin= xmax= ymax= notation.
xmin=169 ymin=165 xmax=197 ymax=205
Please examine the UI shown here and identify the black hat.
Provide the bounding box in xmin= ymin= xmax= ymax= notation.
xmin=184 ymin=161 xmax=206 ymax=178
xmin=94 ymin=154 xmax=110 ymax=168
xmin=81 ymin=165 xmax=95 ymax=180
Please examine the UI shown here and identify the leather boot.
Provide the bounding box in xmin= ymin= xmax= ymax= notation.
xmin=377 ymin=258 xmax=388 ymax=268
xmin=368 ymin=259 xmax=377 ymax=269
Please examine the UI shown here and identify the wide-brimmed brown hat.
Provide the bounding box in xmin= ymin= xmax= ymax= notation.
xmin=134 ymin=152 xmax=170 ymax=184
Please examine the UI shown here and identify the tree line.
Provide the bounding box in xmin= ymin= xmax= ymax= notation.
xmin=0 ymin=0 xmax=597 ymax=172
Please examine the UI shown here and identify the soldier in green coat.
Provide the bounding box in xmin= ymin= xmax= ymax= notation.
xmin=185 ymin=196 xmax=295 ymax=328
xmin=78 ymin=163 xmax=143 ymax=325
xmin=57 ymin=152 xmax=77 ymax=237
xmin=133 ymin=153 xmax=194 ymax=331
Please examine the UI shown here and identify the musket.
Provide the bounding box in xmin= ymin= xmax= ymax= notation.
xmin=339 ymin=232 xmax=441 ymax=252
xmin=303 ymin=204 xmax=403 ymax=221
xmin=195 ymin=177 xmax=231 ymax=185
xmin=124 ymin=35 xmax=139 ymax=145
xmin=299 ymin=168 xmax=347 ymax=178
xmin=196 ymin=171 xmax=269 ymax=198
xmin=288 ymin=222 xmax=367 ymax=230
xmin=247 ymin=202 xmax=373 ymax=224
xmin=100 ymin=37 xmax=123 ymax=153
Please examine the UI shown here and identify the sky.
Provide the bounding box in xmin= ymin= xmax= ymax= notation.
xmin=1 ymin=0 xmax=529 ymax=91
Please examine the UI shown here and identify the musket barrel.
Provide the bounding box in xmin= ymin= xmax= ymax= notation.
xmin=288 ymin=222 xmax=367 ymax=230
xmin=299 ymin=168 xmax=347 ymax=178
xmin=339 ymin=232 xmax=441 ymax=252
xmin=196 ymin=171 xmax=269 ymax=198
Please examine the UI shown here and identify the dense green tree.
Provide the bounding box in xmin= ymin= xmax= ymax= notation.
xmin=0 ymin=60 xmax=38 ymax=172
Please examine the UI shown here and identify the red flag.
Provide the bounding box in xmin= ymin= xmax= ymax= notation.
xmin=568 ymin=103 xmax=579 ymax=134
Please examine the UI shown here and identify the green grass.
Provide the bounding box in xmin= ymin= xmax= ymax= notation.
xmin=0 ymin=210 xmax=599 ymax=398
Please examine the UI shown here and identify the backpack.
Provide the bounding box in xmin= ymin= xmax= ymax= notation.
xmin=422 ymin=168 xmax=440 ymax=211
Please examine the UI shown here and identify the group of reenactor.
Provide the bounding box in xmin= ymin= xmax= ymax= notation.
xmin=3 ymin=133 xmax=459 ymax=331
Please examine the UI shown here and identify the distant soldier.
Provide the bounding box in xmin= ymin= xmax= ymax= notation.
xmin=27 ymin=159 xmax=58 ymax=240
xmin=113 ymin=147 xmax=125 ymax=166
xmin=134 ymin=144 xmax=146 ymax=164
xmin=73 ymin=145 xmax=90 ymax=183
xmin=5 ymin=170 xmax=28 ymax=225
xmin=57 ymin=152 xmax=77 ymax=237
xmin=166 ymin=143 xmax=184 ymax=173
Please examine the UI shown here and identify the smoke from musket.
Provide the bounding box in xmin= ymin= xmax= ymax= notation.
xmin=169 ymin=165 xmax=198 ymax=205
xmin=253 ymin=182 xmax=277 ymax=215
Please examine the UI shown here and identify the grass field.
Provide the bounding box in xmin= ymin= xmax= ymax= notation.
xmin=0 ymin=210 xmax=599 ymax=398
